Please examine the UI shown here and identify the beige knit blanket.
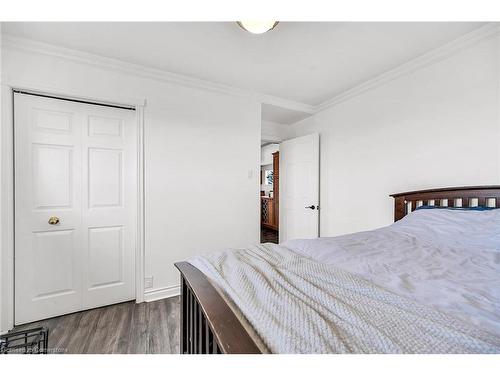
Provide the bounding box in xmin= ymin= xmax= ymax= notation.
xmin=190 ymin=243 xmax=500 ymax=354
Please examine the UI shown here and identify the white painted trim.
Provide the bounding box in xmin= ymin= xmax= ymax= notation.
xmin=1 ymin=35 xmax=313 ymax=114
xmin=0 ymin=84 xmax=146 ymax=332
xmin=314 ymin=23 xmax=500 ymax=113
xmin=135 ymin=104 xmax=145 ymax=304
xmin=144 ymin=285 xmax=180 ymax=302
xmin=0 ymin=86 xmax=14 ymax=334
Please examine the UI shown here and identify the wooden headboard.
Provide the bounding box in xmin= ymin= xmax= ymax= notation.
xmin=390 ymin=185 xmax=500 ymax=221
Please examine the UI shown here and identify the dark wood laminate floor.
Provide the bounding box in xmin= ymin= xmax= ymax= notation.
xmin=10 ymin=297 xmax=180 ymax=354
xmin=261 ymin=227 xmax=278 ymax=244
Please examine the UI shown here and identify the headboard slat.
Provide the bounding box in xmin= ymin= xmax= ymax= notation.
xmin=391 ymin=186 xmax=500 ymax=221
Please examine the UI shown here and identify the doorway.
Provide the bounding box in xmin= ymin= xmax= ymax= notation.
xmin=259 ymin=134 xmax=320 ymax=244
xmin=14 ymin=92 xmax=139 ymax=325
xmin=260 ymin=143 xmax=280 ymax=243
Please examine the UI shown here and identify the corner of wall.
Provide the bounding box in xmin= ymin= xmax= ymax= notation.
xmin=0 ymin=21 xmax=3 ymax=333
xmin=497 ymin=33 xmax=500 ymax=183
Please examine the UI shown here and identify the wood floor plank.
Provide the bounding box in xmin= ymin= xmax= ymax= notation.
xmin=9 ymin=297 xmax=180 ymax=354
xmin=94 ymin=304 xmax=121 ymax=354
xmin=83 ymin=307 xmax=112 ymax=354
xmin=148 ymin=299 xmax=171 ymax=354
xmin=52 ymin=312 xmax=83 ymax=354
xmin=113 ymin=302 xmax=135 ymax=354
xmin=166 ymin=297 xmax=180 ymax=354
xmin=77 ymin=307 xmax=102 ymax=353
xmin=127 ymin=301 xmax=149 ymax=354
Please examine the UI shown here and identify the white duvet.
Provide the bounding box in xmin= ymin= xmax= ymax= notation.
xmin=189 ymin=208 xmax=500 ymax=353
xmin=284 ymin=209 xmax=500 ymax=337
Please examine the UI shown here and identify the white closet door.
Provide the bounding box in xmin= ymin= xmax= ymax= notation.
xmin=82 ymin=103 xmax=137 ymax=310
xmin=14 ymin=93 xmax=137 ymax=324
xmin=14 ymin=94 xmax=84 ymax=324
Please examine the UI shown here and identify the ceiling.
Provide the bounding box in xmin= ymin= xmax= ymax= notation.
xmin=2 ymin=22 xmax=484 ymax=111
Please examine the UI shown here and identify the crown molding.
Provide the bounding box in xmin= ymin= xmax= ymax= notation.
xmin=314 ymin=23 xmax=500 ymax=114
xmin=3 ymin=23 xmax=497 ymax=121
xmin=1 ymin=34 xmax=314 ymax=114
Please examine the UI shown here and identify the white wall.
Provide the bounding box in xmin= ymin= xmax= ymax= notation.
xmin=0 ymin=24 xmax=3 ymax=332
xmin=261 ymin=120 xmax=291 ymax=142
xmin=1 ymin=41 xmax=261 ymax=314
xmin=289 ymin=35 xmax=500 ymax=236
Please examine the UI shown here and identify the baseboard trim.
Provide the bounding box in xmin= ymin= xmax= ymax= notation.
xmin=144 ymin=285 xmax=180 ymax=302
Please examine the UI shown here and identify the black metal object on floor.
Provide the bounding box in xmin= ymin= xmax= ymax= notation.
xmin=0 ymin=327 xmax=49 ymax=354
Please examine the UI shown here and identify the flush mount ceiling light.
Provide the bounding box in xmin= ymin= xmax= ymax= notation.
xmin=237 ymin=21 xmax=279 ymax=34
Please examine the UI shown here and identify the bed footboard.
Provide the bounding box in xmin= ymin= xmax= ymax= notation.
xmin=174 ymin=262 xmax=262 ymax=354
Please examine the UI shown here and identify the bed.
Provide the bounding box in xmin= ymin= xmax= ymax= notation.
xmin=174 ymin=186 xmax=500 ymax=354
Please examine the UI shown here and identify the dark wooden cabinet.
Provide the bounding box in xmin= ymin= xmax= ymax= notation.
xmin=261 ymin=197 xmax=276 ymax=230
xmin=261 ymin=151 xmax=279 ymax=231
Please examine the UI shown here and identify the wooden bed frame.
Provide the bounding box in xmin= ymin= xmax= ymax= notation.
xmin=174 ymin=185 xmax=500 ymax=354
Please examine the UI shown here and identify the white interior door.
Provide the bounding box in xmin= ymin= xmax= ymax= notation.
xmin=14 ymin=93 xmax=137 ymax=324
xmin=279 ymin=133 xmax=319 ymax=242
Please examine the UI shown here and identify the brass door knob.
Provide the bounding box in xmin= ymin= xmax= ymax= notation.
xmin=48 ymin=216 xmax=60 ymax=225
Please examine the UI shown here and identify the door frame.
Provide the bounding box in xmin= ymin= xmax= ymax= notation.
xmin=1 ymin=83 xmax=146 ymax=333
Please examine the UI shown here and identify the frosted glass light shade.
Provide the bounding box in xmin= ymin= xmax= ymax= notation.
xmin=237 ymin=21 xmax=279 ymax=34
